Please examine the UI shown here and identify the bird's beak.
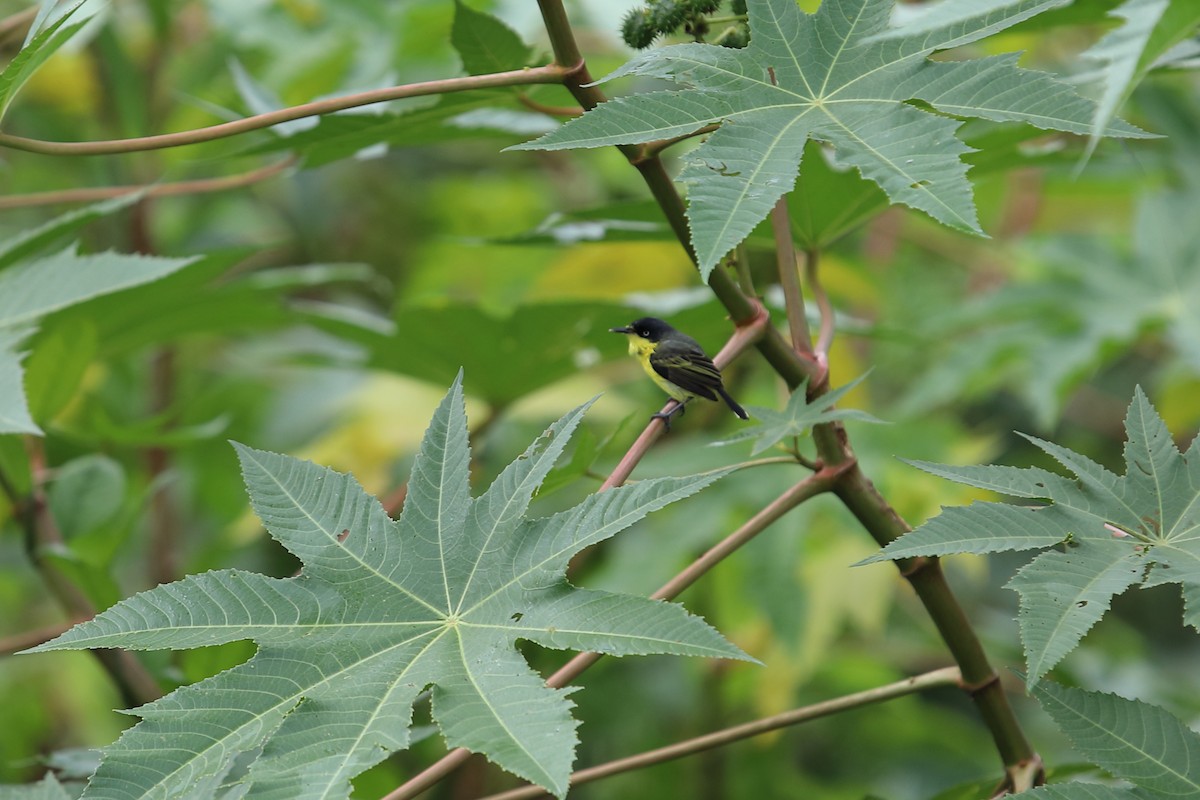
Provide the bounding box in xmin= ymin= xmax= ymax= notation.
xmin=609 ymin=325 xmax=634 ymax=334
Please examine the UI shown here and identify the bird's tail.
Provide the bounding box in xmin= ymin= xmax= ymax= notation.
xmin=717 ymin=386 xmax=749 ymax=420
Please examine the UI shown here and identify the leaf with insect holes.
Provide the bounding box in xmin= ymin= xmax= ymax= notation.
xmin=511 ymin=0 xmax=1152 ymax=277
xmin=712 ymin=375 xmax=883 ymax=455
xmin=861 ymin=387 xmax=1200 ymax=686
xmin=28 ymin=373 xmax=748 ymax=800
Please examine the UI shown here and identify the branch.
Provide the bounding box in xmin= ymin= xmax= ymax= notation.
xmin=0 ymin=157 xmax=296 ymax=209
xmin=479 ymin=667 xmax=962 ymax=800
xmin=0 ymin=622 xmax=75 ymax=656
xmin=0 ymin=5 xmax=36 ymax=45
xmin=0 ymin=65 xmax=569 ymax=155
xmin=17 ymin=439 xmax=161 ymax=706
xmin=383 ymin=463 xmax=849 ymax=800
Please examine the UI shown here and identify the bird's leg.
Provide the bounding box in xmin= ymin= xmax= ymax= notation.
xmin=650 ymin=400 xmax=686 ymax=431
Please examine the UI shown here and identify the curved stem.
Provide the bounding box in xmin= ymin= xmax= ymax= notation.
xmin=516 ymin=93 xmax=581 ymax=118
xmin=0 ymin=157 xmax=296 ymax=209
xmin=479 ymin=667 xmax=962 ymax=800
xmin=805 ymin=248 xmax=835 ymax=362
xmin=771 ymin=199 xmax=814 ymax=359
xmin=0 ymin=65 xmax=568 ymax=155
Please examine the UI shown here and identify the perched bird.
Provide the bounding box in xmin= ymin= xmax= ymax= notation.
xmin=610 ymin=316 xmax=748 ymax=427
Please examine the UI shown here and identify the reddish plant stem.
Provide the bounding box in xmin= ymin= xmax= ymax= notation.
xmin=478 ymin=667 xmax=962 ymax=800
xmin=0 ymin=622 xmax=76 ymax=656
xmin=0 ymin=157 xmax=296 ymax=209
xmin=771 ymin=199 xmax=815 ymax=359
xmin=804 ymin=248 xmax=835 ymax=364
xmin=0 ymin=65 xmax=569 ymax=155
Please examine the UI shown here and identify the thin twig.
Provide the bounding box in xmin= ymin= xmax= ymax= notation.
xmin=516 ymin=93 xmax=582 ymax=117
xmin=771 ymin=199 xmax=813 ymax=358
xmin=479 ymin=667 xmax=962 ymax=799
xmin=0 ymin=5 xmax=36 ymax=45
xmin=804 ymin=248 xmax=835 ymax=364
xmin=639 ymin=123 xmax=720 ymax=160
xmin=0 ymin=65 xmax=569 ymax=155
xmin=0 ymin=156 xmax=296 ymax=209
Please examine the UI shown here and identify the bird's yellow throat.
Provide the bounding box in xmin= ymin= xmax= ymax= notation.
xmin=621 ymin=334 xmax=690 ymax=402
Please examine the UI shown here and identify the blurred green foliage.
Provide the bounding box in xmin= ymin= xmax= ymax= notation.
xmin=0 ymin=1 xmax=1198 ymax=798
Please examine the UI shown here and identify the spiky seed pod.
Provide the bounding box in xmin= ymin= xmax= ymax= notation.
xmin=621 ymin=7 xmax=658 ymax=49
xmin=731 ymin=0 xmax=748 ymax=16
xmin=715 ymin=23 xmax=750 ymax=48
xmin=689 ymin=0 xmax=722 ymax=14
xmin=649 ymin=0 xmax=689 ymax=33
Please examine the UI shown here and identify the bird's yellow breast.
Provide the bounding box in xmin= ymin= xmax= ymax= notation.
xmin=622 ymin=335 xmax=691 ymax=402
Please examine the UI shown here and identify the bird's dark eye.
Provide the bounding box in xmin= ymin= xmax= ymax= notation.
xmin=638 ymin=329 xmax=649 ymax=337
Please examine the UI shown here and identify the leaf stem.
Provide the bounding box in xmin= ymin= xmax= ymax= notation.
xmin=805 ymin=248 xmax=835 ymax=362
xmin=771 ymin=198 xmax=815 ymax=359
xmin=0 ymin=65 xmax=569 ymax=155
xmin=516 ymin=93 xmax=582 ymax=118
xmin=478 ymin=667 xmax=962 ymax=799
xmin=641 ymin=122 xmax=720 ymax=159
xmin=0 ymin=156 xmax=296 ymax=209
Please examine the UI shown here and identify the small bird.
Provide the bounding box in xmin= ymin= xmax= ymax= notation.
xmin=610 ymin=316 xmax=748 ymax=426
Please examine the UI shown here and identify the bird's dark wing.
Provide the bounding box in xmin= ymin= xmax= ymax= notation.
xmin=650 ymin=341 xmax=722 ymax=400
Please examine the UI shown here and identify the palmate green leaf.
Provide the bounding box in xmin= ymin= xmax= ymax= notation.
xmin=512 ymin=0 xmax=1151 ymax=276
xmin=0 ymin=245 xmax=198 ymax=435
xmin=29 ymin=374 xmax=746 ymax=800
xmin=1032 ymin=682 xmax=1200 ymax=796
xmin=862 ymin=388 xmax=1200 ymax=685
xmin=1081 ymin=0 xmax=1200 ymax=158
xmin=712 ymin=374 xmax=882 ymax=455
xmin=451 ymin=0 xmax=532 ymax=76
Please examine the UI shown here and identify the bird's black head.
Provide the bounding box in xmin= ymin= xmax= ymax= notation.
xmin=610 ymin=317 xmax=675 ymax=342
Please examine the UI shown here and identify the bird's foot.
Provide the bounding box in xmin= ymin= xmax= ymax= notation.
xmin=651 ymin=402 xmax=686 ymax=431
